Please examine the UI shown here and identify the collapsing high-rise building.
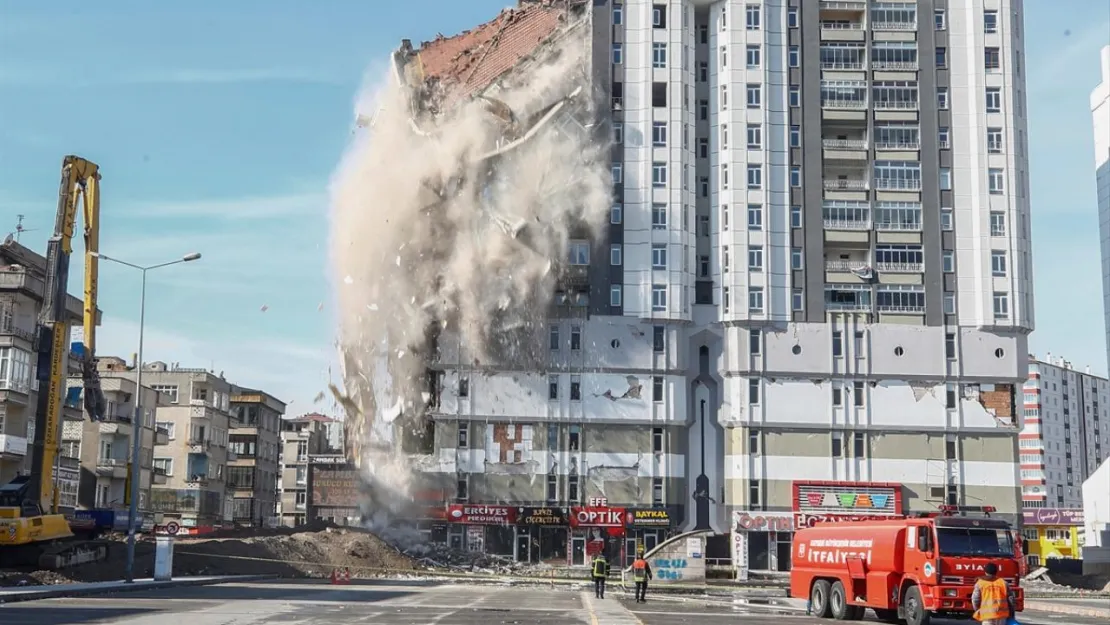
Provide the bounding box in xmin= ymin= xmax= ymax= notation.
xmin=344 ymin=0 xmax=1033 ymax=574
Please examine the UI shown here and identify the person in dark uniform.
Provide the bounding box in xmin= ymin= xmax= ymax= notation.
xmin=591 ymin=552 xmax=609 ymax=599
xmin=631 ymin=551 xmax=653 ymax=603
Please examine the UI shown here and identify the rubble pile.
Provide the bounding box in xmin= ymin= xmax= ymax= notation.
xmin=1023 ymin=568 xmax=1110 ymax=595
xmin=400 ymin=542 xmax=553 ymax=575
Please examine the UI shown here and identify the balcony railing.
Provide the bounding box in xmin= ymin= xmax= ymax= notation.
xmin=822 ymin=98 xmax=868 ymax=110
xmin=823 ymin=138 xmax=868 ymax=150
xmin=0 ymin=320 xmax=35 ymax=342
xmin=97 ymin=457 xmax=127 ymax=468
xmin=872 ymin=21 xmax=918 ymax=31
xmin=824 ymin=179 xmax=869 ymax=191
xmin=875 ymin=262 xmax=924 ymax=273
xmin=872 ymin=60 xmax=919 ymax=71
xmin=875 ymin=140 xmax=920 ymax=150
xmin=0 ymin=434 xmax=28 ymax=456
xmin=0 ymin=379 xmax=31 ymax=394
xmin=826 ymin=260 xmax=870 ymax=272
xmin=874 ymin=100 xmax=919 ymax=110
xmin=824 ymin=217 xmax=872 ymax=230
xmin=876 ymin=218 xmax=923 ymax=231
xmin=821 ymin=60 xmax=866 ymax=71
xmin=821 ymin=21 xmax=864 ymax=30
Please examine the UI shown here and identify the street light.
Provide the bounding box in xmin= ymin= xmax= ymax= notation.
xmin=91 ymin=251 xmax=201 ymax=583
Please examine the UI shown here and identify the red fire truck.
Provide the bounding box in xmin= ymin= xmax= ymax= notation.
xmin=789 ymin=506 xmax=1025 ymax=624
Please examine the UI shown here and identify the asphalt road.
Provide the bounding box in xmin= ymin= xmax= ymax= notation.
xmin=0 ymin=579 xmax=1103 ymax=625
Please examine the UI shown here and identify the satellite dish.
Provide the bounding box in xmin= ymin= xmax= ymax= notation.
xmin=3 ymin=234 xmax=13 ymax=246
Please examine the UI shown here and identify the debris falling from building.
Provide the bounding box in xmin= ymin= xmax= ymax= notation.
xmin=327 ymin=0 xmax=607 ymax=531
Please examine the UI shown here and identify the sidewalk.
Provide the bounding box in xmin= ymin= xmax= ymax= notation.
xmin=0 ymin=575 xmax=276 ymax=604
xmin=1026 ymin=599 xmax=1110 ymax=619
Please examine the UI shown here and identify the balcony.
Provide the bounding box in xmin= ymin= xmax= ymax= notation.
xmin=823 ymin=178 xmax=869 ymax=191
xmin=0 ymin=378 xmax=32 ymax=396
xmin=825 ymin=285 xmax=872 ymax=313
xmin=876 ymin=285 xmax=926 ymax=314
xmin=96 ymin=457 xmax=128 ymax=478
xmin=153 ymin=466 xmax=168 ymax=485
xmin=875 ymin=245 xmax=924 ymax=273
xmin=823 ymin=201 xmax=871 ymax=230
xmin=821 ymin=80 xmax=868 ymax=110
xmin=0 ymin=318 xmax=35 ymax=343
xmin=874 ymin=177 xmax=922 ymax=192
xmin=826 ymin=259 xmax=870 ymax=273
xmin=154 ymin=427 xmax=170 ymax=446
xmin=822 ymin=138 xmax=868 ymax=151
xmin=0 ymin=434 xmax=28 ymax=456
xmin=0 ymin=270 xmax=45 ymax=297
xmin=875 ymin=202 xmax=923 ymax=231
xmin=820 ymin=44 xmax=866 ymax=71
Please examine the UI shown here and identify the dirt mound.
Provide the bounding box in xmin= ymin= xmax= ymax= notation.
xmin=0 ymin=526 xmax=418 ymax=586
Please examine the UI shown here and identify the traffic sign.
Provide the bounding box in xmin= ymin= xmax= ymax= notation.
xmin=164 ymin=522 xmax=180 ymax=535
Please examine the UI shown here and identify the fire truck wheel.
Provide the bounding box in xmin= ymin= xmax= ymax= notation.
xmin=902 ymin=586 xmax=931 ymax=625
xmin=829 ymin=581 xmax=851 ymax=620
xmin=846 ymin=605 xmax=866 ymax=620
xmin=810 ymin=579 xmax=832 ymax=619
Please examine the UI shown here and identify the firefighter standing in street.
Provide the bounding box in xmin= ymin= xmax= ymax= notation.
xmin=591 ymin=552 xmax=609 ymax=599
xmin=632 ymin=547 xmax=653 ymax=603
xmin=971 ymin=562 xmax=1016 ymax=625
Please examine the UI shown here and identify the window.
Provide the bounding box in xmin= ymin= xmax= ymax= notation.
xmin=988 ymin=168 xmax=1005 ymax=194
xmin=652 ymin=121 xmax=668 ymax=146
xmin=746 ymin=84 xmax=761 ymax=108
xmin=720 ymin=125 xmax=728 ymax=149
xmin=610 ymin=244 xmax=622 ymax=266
xmin=651 ymin=82 xmax=667 ymax=108
xmin=699 ymin=176 xmax=710 ymax=197
xmin=747 ymin=204 xmax=762 ymax=230
xmin=790 ymin=166 xmax=801 ymax=187
xmin=853 ymin=432 xmax=866 ymax=457
xmin=652 ymin=285 xmax=667 ymax=311
xmin=652 ymin=478 xmax=664 ymax=504
xmin=652 ymin=42 xmax=667 ymax=68
xmin=722 ymin=205 xmax=729 ymax=229
xmin=942 ymin=251 xmax=954 ymax=273
xmin=749 ymin=480 xmax=761 ymax=507
xmin=788 ymin=7 xmax=798 ymax=28
xmin=944 ymin=294 xmax=956 ymax=315
xmin=612 ymin=43 xmax=623 ymax=65
xmin=790 ymin=125 xmax=801 ymax=147
xmin=749 ymin=287 xmax=764 ymax=313
xmin=746 ymin=123 xmax=761 ymax=148
xmin=946 ymin=333 xmax=956 ymax=360
xmin=652 ymin=204 xmax=667 ymax=229
xmin=722 ymin=287 xmax=730 ymax=312
xmin=610 ymin=286 xmax=622 ymax=307
xmin=652 ymin=4 xmax=666 ymax=28
xmin=993 ymin=292 xmax=1009 ymax=319
xmin=985 ymin=47 xmax=1001 ymax=71
xmin=652 ymin=427 xmax=664 ymax=453
xmin=789 ymin=45 xmax=799 ymax=67
xmin=747 ymin=164 xmax=762 ymax=189
xmin=652 ymin=162 xmax=667 ymax=187
xmin=549 ymin=325 xmax=560 ymax=350
xmin=832 ymin=331 xmax=843 ymax=357
xmin=991 ymin=250 xmax=1008 ymax=276
xmin=746 ymin=45 xmax=761 ymax=69
xmin=984 ymin=10 xmax=998 ymax=34
xmin=720 ymin=46 xmax=727 ymax=68
xmin=654 ymin=325 xmax=665 ymax=352
xmin=748 ymin=246 xmax=763 ymax=271
xmin=652 ymin=245 xmax=668 ymax=270
xmin=791 ymin=248 xmax=802 ymax=270
xmin=792 ymin=289 xmax=804 ymax=311
xmin=789 ymin=86 xmax=800 ymax=107
xmin=832 ymin=434 xmax=843 ymax=458
xmin=723 ymin=247 xmax=730 ymax=272
xmin=721 ymin=165 xmax=729 ymax=189
xmin=612 ymin=163 xmax=622 ymax=184
xmin=699 ymin=99 xmax=708 ymax=120
xmin=941 ymin=209 xmax=953 ymax=230
xmin=456 ymin=475 xmax=468 ymax=500
xmin=698 ymin=137 xmax=709 ymax=158
xmin=699 ymin=61 xmax=708 ymax=82
xmin=935 ymin=8 xmax=946 ymax=30
xmin=570 ymin=325 xmax=581 ymax=350
xmin=699 ymin=24 xmax=707 ymax=44
xmin=854 ymin=381 xmax=865 ymax=407
xmin=745 ymin=4 xmax=760 ymax=30
xmin=986 ymin=87 xmax=1002 ymax=112
xmin=832 ymin=386 xmax=842 ymax=406
xmin=990 ymin=212 xmax=1006 ymax=236
xmin=610 ymin=204 xmax=622 ymax=224
xmin=750 ymin=329 xmax=761 ymax=355
xmin=612 ymin=122 xmax=623 ymax=145
xmin=749 ymin=378 xmax=760 ymax=404
xmin=987 ymin=127 xmax=1003 ymax=153
xmin=937 ymin=87 xmax=949 ymax=109
xmin=570 ymin=375 xmax=581 ymax=401
xmin=938 ymin=126 xmax=950 ymax=148
xmin=935 ymin=47 xmax=947 ymax=68
xmin=458 ymin=422 xmax=470 ymax=447
xmin=458 ymin=377 xmax=470 ymax=398
xmin=791 ymin=206 xmax=802 ymax=228
xmin=652 ymin=376 xmax=664 ymax=402
xmin=568 ymin=475 xmax=579 ymax=501
xmin=568 ymin=240 xmax=589 ymax=265
xmin=939 ymin=167 xmax=952 ymax=190
xmin=546 ymin=473 xmax=558 ymax=502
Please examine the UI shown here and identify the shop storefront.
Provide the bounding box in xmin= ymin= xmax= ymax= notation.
xmin=1022 ymin=508 xmax=1085 ymax=566
xmin=516 ymin=506 xmax=568 ymax=564
xmin=569 ymin=498 xmax=626 ymax=566
xmin=624 ymin=507 xmax=674 ymax=566
xmin=732 ymin=481 xmax=904 ymax=578
xmin=445 ymin=504 xmax=517 ymax=556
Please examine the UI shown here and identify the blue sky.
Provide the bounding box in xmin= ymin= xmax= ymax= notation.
xmin=0 ymin=1 xmax=1108 ymax=416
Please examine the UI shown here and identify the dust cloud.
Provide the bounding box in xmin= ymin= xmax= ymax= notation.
xmin=326 ymin=20 xmax=609 ymax=532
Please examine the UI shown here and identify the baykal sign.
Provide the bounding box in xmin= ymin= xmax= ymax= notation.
xmin=446 ymin=504 xmax=516 ymax=525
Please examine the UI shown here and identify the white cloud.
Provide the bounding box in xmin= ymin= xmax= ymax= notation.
xmin=95 ymin=315 xmax=341 ymax=415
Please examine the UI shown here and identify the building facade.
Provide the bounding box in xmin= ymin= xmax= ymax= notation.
xmin=228 ymin=388 xmax=285 ymax=526
xmin=392 ymin=0 xmax=1033 ymax=569
xmin=1094 ymin=45 xmax=1110 ymax=373
xmin=1021 ymin=354 xmax=1110 ymax=508
xmin=277 ymin=413 xmax=334 ymax=527
xmin=64 ymin=371 xmax=165 ymax=514
xmin=0 ymin=240 xmax=91 ymax=495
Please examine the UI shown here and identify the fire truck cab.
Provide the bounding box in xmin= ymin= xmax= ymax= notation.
xmin=789 ymin=506 xmax=1024 ymax=625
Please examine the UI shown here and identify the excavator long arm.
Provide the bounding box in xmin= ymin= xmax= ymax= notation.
xmin=26 ymin=155 xmax=105 ymax=516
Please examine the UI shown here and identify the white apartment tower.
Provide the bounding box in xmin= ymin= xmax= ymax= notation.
xmin=409 ymin=0 xmax=1033 ymax=570
xmin=1022 ymin=354 xmax=1110 ymax=508
xmin=1093 ymin=45 xmax=1110 ymax=371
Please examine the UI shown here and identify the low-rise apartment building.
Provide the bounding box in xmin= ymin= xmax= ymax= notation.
xmin=0 ymin=239 xmax=94 ymax=495
xmin=278 ymin=413 xmax=334 ymax=527
xmin=228 ymin=387 xmax=285 ymax=526
xmin=64 ymin=369 xmax=165 ymax=513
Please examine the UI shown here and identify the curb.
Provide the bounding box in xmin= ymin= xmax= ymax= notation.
xmin=0 ymin=574 xmax=278 ymax=605
xmin=1025 ymin=601 xmax=1110 ymax=619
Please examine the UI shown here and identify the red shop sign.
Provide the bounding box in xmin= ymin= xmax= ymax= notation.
xmin=793 ymin=512 xmax=897 ymax=529
xmin=570 ymin=506 xmax=626 ymax=528
xmin=446 ymin=504 xmax=517 ymax=525
xmin=734 ymin=512 xmax=794 ymax=532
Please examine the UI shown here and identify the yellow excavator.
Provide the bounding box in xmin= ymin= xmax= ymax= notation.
xmin=0 ymin=155 xmax=109 ymax=569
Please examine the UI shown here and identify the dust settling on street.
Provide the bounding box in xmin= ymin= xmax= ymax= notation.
xmin=328 ymin=0 xmax=608 ymax=537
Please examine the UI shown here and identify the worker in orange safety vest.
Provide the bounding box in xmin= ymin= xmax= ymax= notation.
xmin=971 ymin=562 xmax=1015 ymax=624
xmin=631 ymin=548 xmax=653 ymax=604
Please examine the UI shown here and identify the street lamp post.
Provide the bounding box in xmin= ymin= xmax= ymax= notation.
xmin=92 ymin=251 xmax=201 ymax=583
